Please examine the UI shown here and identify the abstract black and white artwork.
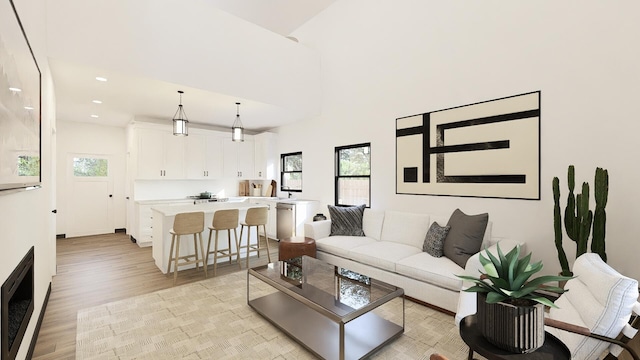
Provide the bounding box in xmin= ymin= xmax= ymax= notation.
xmin=396 ymin=91 xmax=540 ymax=200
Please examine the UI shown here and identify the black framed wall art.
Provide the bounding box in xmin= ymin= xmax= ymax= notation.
xmin=396 ymin=91 xmax=540 ymax=200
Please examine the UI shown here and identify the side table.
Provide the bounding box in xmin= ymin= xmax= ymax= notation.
xmin=278 ymin=236 xmax=316 ymax=261
xmin=459 ymin=315 xmax=570 ymax=360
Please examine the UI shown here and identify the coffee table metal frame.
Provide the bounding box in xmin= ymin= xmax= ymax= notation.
xmin=247 ymin=255 xmax=405 ymax=360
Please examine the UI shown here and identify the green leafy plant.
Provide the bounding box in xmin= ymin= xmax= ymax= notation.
xmin=457 ymin=245 xmax=573 ymax=308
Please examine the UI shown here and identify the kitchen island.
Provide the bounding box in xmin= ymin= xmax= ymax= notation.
xmin=151 ymin=201 xmax=268 ymax=274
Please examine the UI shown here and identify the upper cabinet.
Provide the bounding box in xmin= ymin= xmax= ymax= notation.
xmin=185 ymin=134 xmax=223 ymax=179
xmin=131 ymin=124 xmax=276 ymax=181
xmin=223 ymin=138 xmax=255 ymax=179
xmin=254 ymin=132 xmax=277 ymax=180
xmin=136 ymin=128 xmax=185 ymax=179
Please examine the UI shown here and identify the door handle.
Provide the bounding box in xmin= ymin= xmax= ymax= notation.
xmin=51 ymin=209 xmax=57 ymax=214
xmin=109 ymin=194 xmax=113 ymax=198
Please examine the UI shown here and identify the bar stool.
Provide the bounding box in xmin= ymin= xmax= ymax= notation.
xmin=205 ymin=209 xmax=241 ymax=276
xmin=166 ymin=211 xmax=206 ymax=285
xmin=239 ymin=207 xmax=271 ymax=268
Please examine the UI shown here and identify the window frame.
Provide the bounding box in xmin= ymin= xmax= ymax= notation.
xmin=334 ymin=142 xmax=371 ymax=207
xmin=280 ymin=151 xmax=303 ymax=192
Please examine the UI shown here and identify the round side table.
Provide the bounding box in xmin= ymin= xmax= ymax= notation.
xmin=278 ymin=236 xmax=316 ymax=261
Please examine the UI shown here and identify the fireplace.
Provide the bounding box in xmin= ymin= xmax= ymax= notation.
xmin=1 ymin=247 xmax=34 ymax=360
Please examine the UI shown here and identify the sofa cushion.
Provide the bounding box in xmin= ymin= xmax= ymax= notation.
xmin=443 ymin=209 xmax=488 ymax=268
xmin=315 ymin=236 xmax=377 ymax=258
xmin=348 ymin=241 xmax=422 ymax=272
xmin=328 ymin=204 xmax=366 ymax=236
xmin=362 ymin=209 xmax=385 ymax=240
xmin=380 ymin=211 xmax=430 ymax=249
xmin=422 ymin=222 xmax=451 ymax=257
xmin=396 ymin=253 xmax=463 ymax=291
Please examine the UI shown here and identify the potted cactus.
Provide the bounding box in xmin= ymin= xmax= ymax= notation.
xmin=458 ymin=244 xmax=572 ymax=353
xmin=553 ymin=165 xmax=608 ymax=277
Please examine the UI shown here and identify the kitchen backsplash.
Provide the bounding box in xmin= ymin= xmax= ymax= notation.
xmin=133 ymin=179 xmax=274 ymax=200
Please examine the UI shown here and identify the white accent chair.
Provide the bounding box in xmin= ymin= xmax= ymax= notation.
xmin=545 ymin=253 xmax=639 ymax=360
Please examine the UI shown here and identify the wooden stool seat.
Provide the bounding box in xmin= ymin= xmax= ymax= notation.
xmin=278 ymin=236 xmax=316 ymax=261
xmin=206 ymin=209 xmax=241 ymax=276
xmin=167 ymin=211 xmax=206 ymax=285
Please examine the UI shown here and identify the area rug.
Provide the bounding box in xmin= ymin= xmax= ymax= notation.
xmin=76 ymin=271 xmax=471 ymax=359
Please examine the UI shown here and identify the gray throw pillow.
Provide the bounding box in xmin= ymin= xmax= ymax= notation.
xmin=423 ymin=222 xmax=451 ymax=257
xmin=328 ymin=204 xmax=366 ymax=236
xmin=443 ymin=209 xmax=488 ymax=268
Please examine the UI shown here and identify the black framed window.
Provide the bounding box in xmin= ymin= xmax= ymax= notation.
xmin=281 ymin=152 xmax=302 ymax=192
xmin=335 ymin=143 xmax=371 ymax=206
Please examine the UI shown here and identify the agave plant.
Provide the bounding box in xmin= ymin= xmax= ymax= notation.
xmin=458 ymin=244 xmax=573 ymax=308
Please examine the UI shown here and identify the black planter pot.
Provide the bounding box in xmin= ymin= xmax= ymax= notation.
xmin=476 ymin=293 xmax=545 ymax=353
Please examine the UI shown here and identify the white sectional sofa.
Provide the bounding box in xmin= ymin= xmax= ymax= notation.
xmin=304 ymin=209 xmax=521 ymax=313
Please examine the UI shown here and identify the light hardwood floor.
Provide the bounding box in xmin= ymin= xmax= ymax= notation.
xmin=32 ymin=233 xmax=278 ymax=360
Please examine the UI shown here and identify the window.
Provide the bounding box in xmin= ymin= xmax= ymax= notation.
xmin=281 ymin=152 xmax=302 ymax=192
xmin=335 ymin=143 xmax=370 ymax=206
xmin=73 ymin=157 xmax=108 ymax=177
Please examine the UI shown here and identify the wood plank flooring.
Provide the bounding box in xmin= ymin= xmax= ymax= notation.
xmin=32 ymin=233 xmax=278 ymax=360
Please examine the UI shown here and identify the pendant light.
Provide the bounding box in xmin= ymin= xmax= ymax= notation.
xmin=232 ymin=102 xmax=244 ymax=142
xmin=172 ymin=90 xmax=189 ymax=136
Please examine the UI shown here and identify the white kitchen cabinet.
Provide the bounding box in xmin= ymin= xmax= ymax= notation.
xmin=223 ymin=138 xmax=255 ymax=179
xmin=134 ymin=203 xmax=154 ymax=247
xmin=133 ymin=199 xmax=195 ymax=247
xmin=185 ymin=134 xmax=223 ymax=179
xmin=254 ymin=132 xmax=277 ymax=180
xmin=136 ymin=128 xmax=185 ymax=179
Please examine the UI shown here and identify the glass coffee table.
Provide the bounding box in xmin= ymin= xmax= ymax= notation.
xmin=247 ymin=255 xmax=405 ymax=360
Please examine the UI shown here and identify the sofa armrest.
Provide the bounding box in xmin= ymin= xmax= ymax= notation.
xmin=304 ymin=220 xmax=331 ymax=240
xmin=455 ymin=239 xmax=524 ymax=326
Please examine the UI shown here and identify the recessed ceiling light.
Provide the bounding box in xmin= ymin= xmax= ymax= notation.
xmin=24 ymin=106 xmax=34 ymax=110
xmin=92 ymin=100 xmax=102 ymax=104
xmin=90 ymin=114 xmax=99 ymax=118
xmin=95 ymin=77 xmax=107 ymax=82
xmin=9 ymin=87 xmax=22 ymax=92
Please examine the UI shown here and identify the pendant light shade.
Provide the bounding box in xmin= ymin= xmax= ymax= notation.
xmin=173 ymin=90 xmax=189 ymax=136
xmin=232 ymin=102 xmax=244 ymax=142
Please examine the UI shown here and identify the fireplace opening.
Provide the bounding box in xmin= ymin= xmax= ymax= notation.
xmin=2 ymin=247 xmax=34 ymax=360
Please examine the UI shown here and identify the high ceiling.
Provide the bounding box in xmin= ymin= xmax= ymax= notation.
xmin=46 ymin=0 xmax=336 ymax=131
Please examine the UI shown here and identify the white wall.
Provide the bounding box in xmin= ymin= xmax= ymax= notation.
xmin=55 ymin=121 xmax=127 ymax=235
xmin=278 ymin=1 xmax=640 ymax=280
xmin=0 ymin=0 xmax=56 ymax=358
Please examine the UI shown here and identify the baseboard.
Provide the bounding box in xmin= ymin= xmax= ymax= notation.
xmin=404 ymin=295 xmax=455 ymax=316
xmin=26 ymin=281 xmax=52 ymax=359
xmin=115 ymin=228 xmax=126 ymax=233
xmin=130 ymin=236 xmax=137 ymax=243
xmin=55 ymin=234 xmax=65 ymax=239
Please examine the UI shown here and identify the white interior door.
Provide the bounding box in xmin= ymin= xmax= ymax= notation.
xmin=66 ymin=154 xmax=114 ymax=237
